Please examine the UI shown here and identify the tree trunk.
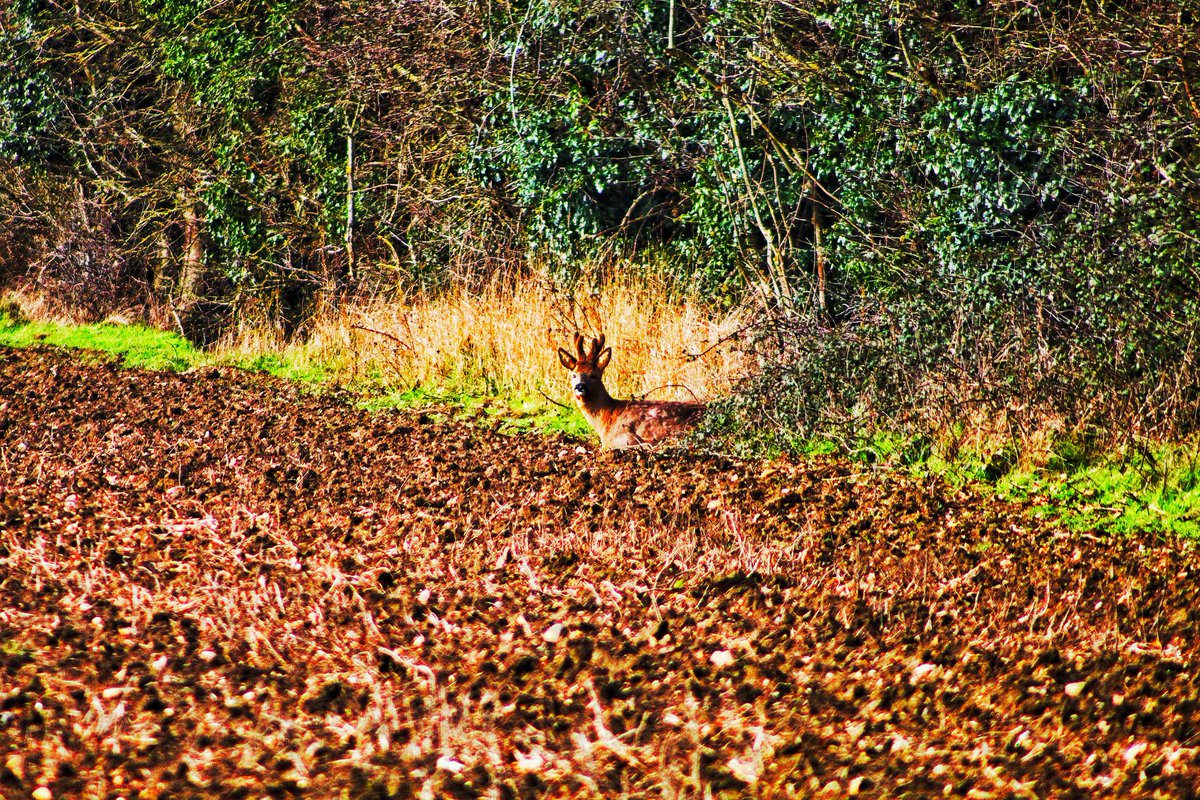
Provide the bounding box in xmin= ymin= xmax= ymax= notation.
xmin=178 ymin=194 xmax=204 ymax=303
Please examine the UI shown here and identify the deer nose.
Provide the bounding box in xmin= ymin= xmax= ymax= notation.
xmin=573 ymin=381 xmax=587 ymax=395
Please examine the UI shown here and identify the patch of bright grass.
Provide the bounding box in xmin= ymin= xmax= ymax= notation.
xmin=850 ymin=427 xmax=1200 ymax=539
xmin=993 ymin=445 xmax=1200 ymax=538
xmin=851 ymin=431 xmax=933 ymax=466
xmin=224 ymin=352 xmax=332 ymax=386
xmin=0 ymin=310 xmax=200 ymax=371
xmin=0 ymin=305 xmax=594 ymax=441
xmin=360 ymin=384 xmax=592 ymax=440
xmin=497 ymin=393 xmax=592 ymax=439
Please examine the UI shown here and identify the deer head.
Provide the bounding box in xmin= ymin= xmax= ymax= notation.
xmin=557 ymin=333 xmax=612 ymax=405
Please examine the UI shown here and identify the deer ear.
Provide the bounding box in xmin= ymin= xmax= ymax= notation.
xmin=596 ymin=347 xmax=612 ymax=370
xmin=558 ymin=348 xmax=577 ymax=370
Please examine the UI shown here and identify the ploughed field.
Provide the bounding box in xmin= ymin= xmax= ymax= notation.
xmin=1 ymin=346 xmax=1199 ymax=800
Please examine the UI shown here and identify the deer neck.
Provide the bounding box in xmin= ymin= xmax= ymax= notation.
xmin=575 ymin=382 xmax=626 ymax=429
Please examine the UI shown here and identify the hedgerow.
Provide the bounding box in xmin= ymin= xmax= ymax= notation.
xmin=1 ymin=0 xmax=1197 ymax=443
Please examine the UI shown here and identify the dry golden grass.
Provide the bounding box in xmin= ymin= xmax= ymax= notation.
xmin=2 ymin=284 xmax=90 ymax=323
xmin=219 ymin=274 xmax=750 ymax=405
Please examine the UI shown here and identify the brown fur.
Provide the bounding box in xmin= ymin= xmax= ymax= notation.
xmin=557 ymin=333 xmax=705 ymax=450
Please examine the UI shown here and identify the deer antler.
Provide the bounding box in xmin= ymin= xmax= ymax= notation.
xmin=588 ymin=334 xmax=605 ymax=363
xmin=574 ymin=332 xmax=586 ymax=362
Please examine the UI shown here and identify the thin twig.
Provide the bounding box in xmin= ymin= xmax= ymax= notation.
xmin=682 ymin=322 xmax=758 ymax=362
xmin=351 ymin=323 xmax=415 ymax=353
xmin=637 ymin=384 xmax=703 ymax=402
xmin=537 ymin=388 xmax=572 ymax=410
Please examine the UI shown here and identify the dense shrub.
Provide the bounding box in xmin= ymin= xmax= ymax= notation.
xmin=708 ymin=1 xmax=1200 ymax=445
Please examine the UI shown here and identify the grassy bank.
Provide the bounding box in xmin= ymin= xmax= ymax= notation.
xmin=0 ymin=308 xmax=199 ymax=371
xmin=996 ymin=446 xmax=1200 ymax=539
xmin=4 ymin=290 xmax=1199 ymax=540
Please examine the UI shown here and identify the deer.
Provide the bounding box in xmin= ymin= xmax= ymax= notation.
xmin=557 ymin=333 xmax=705 ymax=450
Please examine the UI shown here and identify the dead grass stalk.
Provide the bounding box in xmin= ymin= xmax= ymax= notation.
xmin=220 ymin=274 xmax=750 ymax=404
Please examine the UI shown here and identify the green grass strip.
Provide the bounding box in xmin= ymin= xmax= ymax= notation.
xmin=0 ymin=310 xmax=200 ymax=371
xmin=994 ymin=447 xmax=1200 ymax=539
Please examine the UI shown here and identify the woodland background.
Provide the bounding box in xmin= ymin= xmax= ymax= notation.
xmin=2 ymin=0 xmax=1198 ymax=450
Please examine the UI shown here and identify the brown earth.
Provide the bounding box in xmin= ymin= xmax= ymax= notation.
xmin=1 ymin=345 xmax=1199 ymax=799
